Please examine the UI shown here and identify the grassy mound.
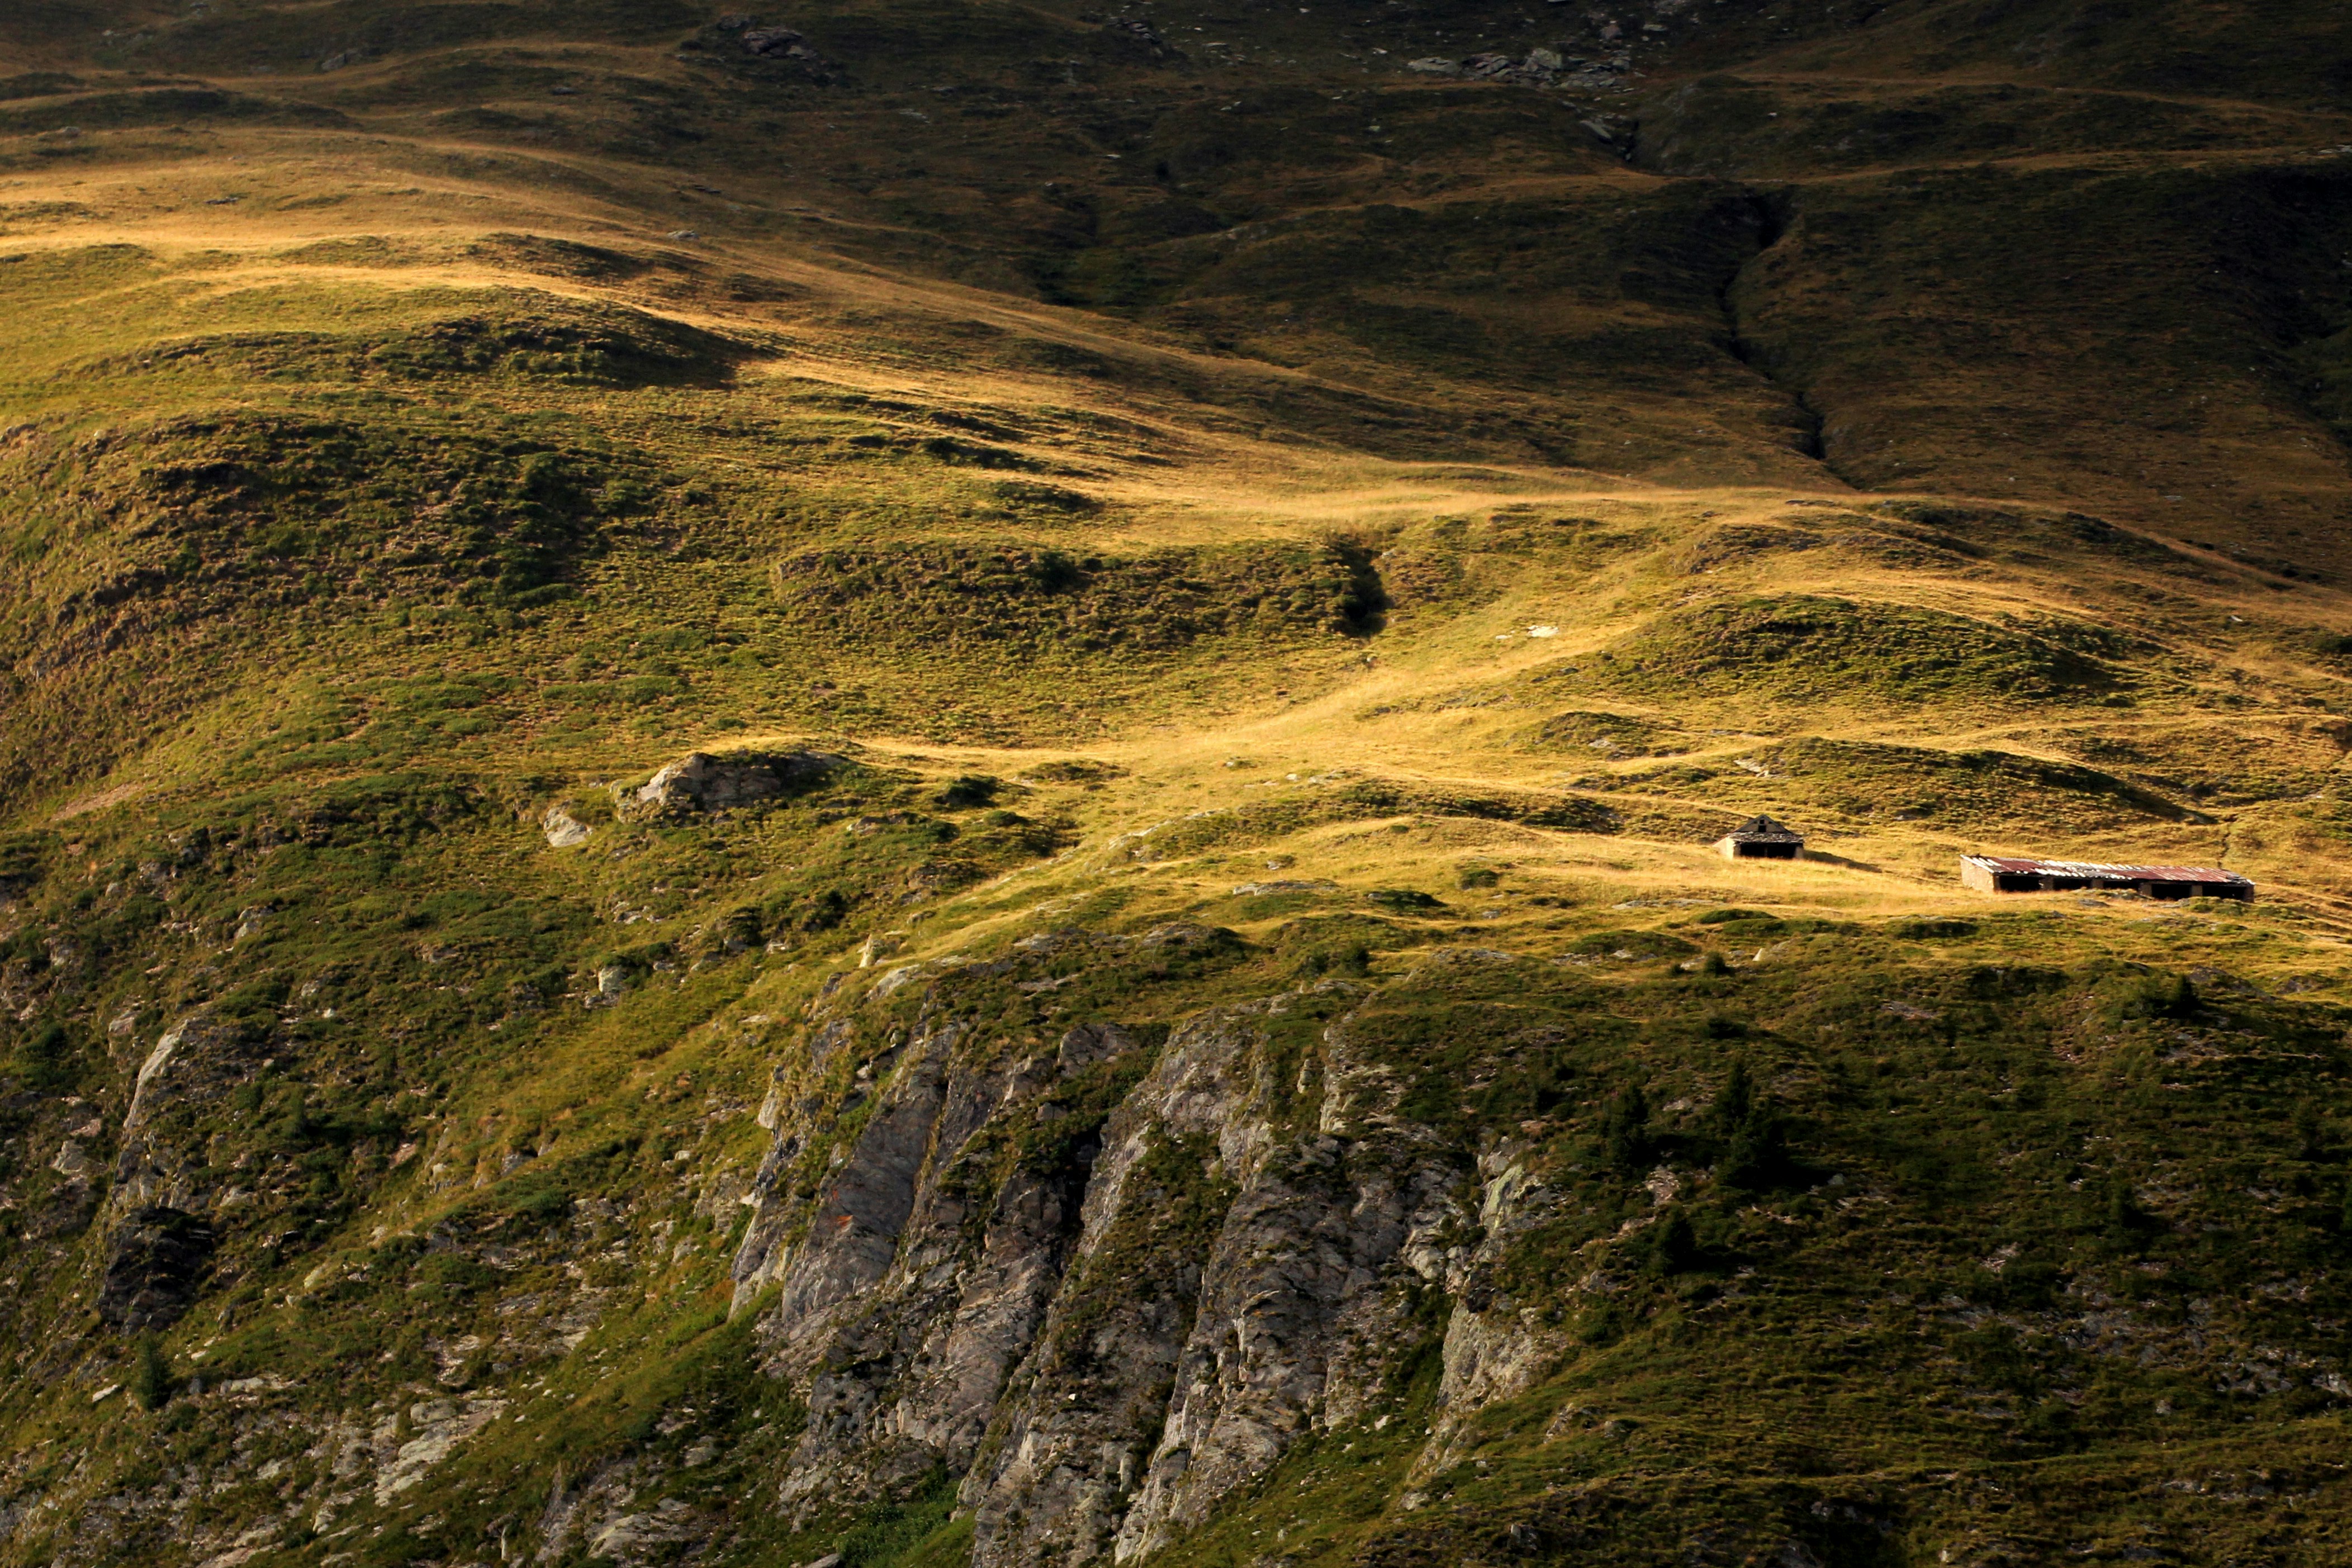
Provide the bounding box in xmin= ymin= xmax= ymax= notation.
xmin=1552 ymin=596 xmax=2133 ymax=711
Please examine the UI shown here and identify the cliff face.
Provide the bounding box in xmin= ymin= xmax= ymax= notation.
xmin=724 ymin=930 xmax=1483 ymax=1566
xmin=721 ymin=931 xmax=1580 ymax=1558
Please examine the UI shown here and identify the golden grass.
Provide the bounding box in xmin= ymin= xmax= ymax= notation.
xmin=7 ymin=34 xmax=2352 ymax=937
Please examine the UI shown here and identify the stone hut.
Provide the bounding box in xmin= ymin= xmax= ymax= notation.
xmin=1715 ymin=814 xmax=1804 ymax=861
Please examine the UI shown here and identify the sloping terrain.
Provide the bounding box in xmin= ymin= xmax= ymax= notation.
xmin=7 ymin=3 xmax=2352 ymax=1567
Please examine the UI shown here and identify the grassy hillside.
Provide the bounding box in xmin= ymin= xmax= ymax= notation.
xmin=5 ymin=2 xmax=2352 ymax=1566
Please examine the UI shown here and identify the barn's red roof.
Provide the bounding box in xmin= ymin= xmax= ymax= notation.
xmin=1962 ymin=856 xmax=2251 ymax=885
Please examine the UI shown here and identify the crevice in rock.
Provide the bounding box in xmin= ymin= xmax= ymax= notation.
xmin=1718 ymin=189 xmax=1854 ymax=487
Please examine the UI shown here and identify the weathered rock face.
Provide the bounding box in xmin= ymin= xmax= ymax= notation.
xmin=111 ymin=1014 xmax=260 ymax=1216
xmin=541 ymin=807 xmax=593 ymax=848
xmin=374 ymin=1395 xmax=508 ymax=1507
xmin=630 ymin=750 xmax=840 ymax=817
xmin=86 ymin=1008 xmax=415 ymax=1343
xmin=741 ymin=26 xmax=815 ymax=60
xmin=535 ymin=1450 xmax=719 ymax=1567
xmin=727 ymin=933 xmax=1504 ymax=1568
xmin=732 ymin=959 xmax=1156 ymax=1522
xmin=1410 ymin=1148 xmax=1575 ymax=1484
xmin=97 ymin=1205 xmax=216 ymax=1331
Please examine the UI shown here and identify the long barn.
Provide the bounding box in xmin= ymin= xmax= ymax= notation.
xmin=1960 ymin=856 xmax=2253 ymax=901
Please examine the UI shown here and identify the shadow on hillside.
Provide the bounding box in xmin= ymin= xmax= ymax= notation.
xmin=1803 ymin=850 xmax=1882 ymax=872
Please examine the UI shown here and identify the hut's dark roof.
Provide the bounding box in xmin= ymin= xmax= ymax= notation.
xmin=1724 ymin=814 xmax=1804 ymax=843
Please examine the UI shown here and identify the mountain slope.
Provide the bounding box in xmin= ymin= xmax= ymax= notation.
xmin=7 ymin=4 xmax=2352 ymax=1567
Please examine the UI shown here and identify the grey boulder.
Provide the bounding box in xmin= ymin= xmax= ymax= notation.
xmin=631 ymin=749 xmax=840 ymax=816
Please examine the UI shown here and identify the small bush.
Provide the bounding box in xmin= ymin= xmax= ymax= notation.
xmin=936 ymin=775 xmax=1000 ymax=809
xmin=130 ymin=1335 xmax=171 ymax=1411
xmin=414 ymin=1253 xmax=497 ymax=1299
xmin=2126 ymin=974 xmax=2198 ymax=1020
xmin=2101 ymin=1179 xmax=2161 ymax=1245
xmin=1019 ymin=758 xmax=1127 ymax=785
xmin=1711 ymin=1060 xmax=1795 ymax=1191
xmin=1602 ymin=1085 xmax=1652 ymax=1173
xmin=2295 ymin=1100 xmax=2327 ymax=1163
xmin=1568 ymin=928 xmax=1696 ymax=958
xmin=1292 ymin=942 xmax=1371 ymax=980
xmin=1643 ymin=1207 xmax=1700 ymax=1275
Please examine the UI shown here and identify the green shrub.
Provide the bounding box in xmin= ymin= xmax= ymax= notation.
xmin=2126 ymin=974 xmax=2199 ymax=1020
xmin=833 ymin=1464 xmax=961 ymax=1568
xmin=1643 ymin=1207 xmax=1700 ymax=1275
xmin=1602 ymin=1085 xmax=1652 ymax=1173
xmin=130 ymin=1335 xmax=171 ymax=1411
xmin=936 ymin=775 xmax=1000 ymax=809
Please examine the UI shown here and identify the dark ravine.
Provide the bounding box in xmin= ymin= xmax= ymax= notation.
xmin=1720 ymin=193 xmax=1842 ymax=479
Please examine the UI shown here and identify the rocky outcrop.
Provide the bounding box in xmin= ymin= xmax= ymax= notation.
xmin=1405 ymin=44 xmax=1633 ymax=90
xmin=734 ymin=991 xmax=1136 ymax=1517
xmin=713 ymin=14 xmax=831 ymax=69
xmin=729 ymin=936 xmax=1473 ymax=1568
xmin=629 ymin=750 xmax=840 ymax=817
xmin=1107 ymin=1134 xmax=1439 ymax=1562
xmin=959 ymin=1129 xmax=1215 ymax=1568
xmin=1410 ymin=1147 xmax=1578 ymax=1481
xmin=123 ymin=1019 xmax=193 ymax=1135
xmin=1085 ymin=988 xmax=1464 ymax=1565
xmin=26 ymin=1176 xmax=98 ymax=1239
xmin=97 ymin=1205 xmax=216 ymax=1331
xmin=541 ymin=807 xmax=592 ymax=848
xmin=111 ymin=1014 xmax=259 ymax=1215
xmin=1092 ymin=17 xmax=1183 ymax=65
xmin=741 ymin=25 xmax=815 ymax=59
xmin=374 ymin=1396 xmax=509 ymax=1505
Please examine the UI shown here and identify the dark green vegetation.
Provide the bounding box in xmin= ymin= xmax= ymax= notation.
xmin=23 ymin=773 xmax=2352 ymax=1567
xmin=1155 ymin=937 xmax=2352 ymax=1566
xmin=6 ymin=0 xmax=2352 ymax=1566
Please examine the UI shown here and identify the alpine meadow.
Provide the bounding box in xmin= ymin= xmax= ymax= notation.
xmin=10 ymin=2 xmax=2352 ymax=1565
